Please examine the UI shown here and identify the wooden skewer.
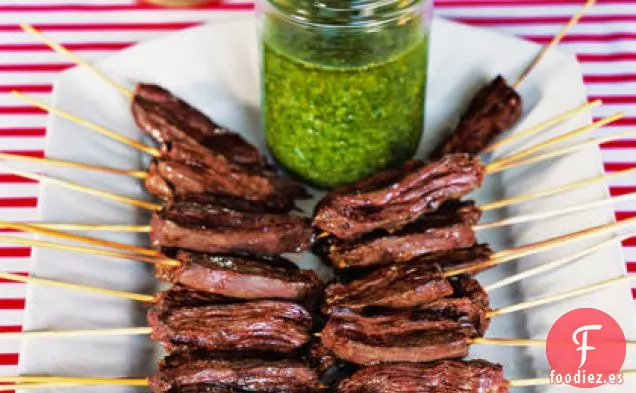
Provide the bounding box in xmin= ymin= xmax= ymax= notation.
xmin=486 ymin=112 xmax=624 ymax=172
xmin=0 ymin=166 xmax=162 ymax=211
xmin=27 ymin=223 xmax=151 ymax=232
xmin=19 ymin=24 xmax=133 ymax=99
xmin=0 ymin=376 xmax=148 ymax=386
xmin=11 ymin=91 xmax=159 ymax=157
xmin=483 ymin=100 xmax=602 ymax=153
xmin=474 ymin=191 xmax=636 ymax=231
xmin=487 ymin=274 xmax=631 ymax=317
xmin=492 ymin=216 xmax=636 ymax=261
xmin=487 ymin=128 xmax=636 ymax=174
xmin=479 ymin=167 xmax=636 ymax=211
xmin=0 ymin=152 xmax=147 ymax=179
xmin=0 ymin=383 xmax=84 ymax=391
xmin=485 ymin=234 xmax=632 ymax=292
xmin=0 ymin=327 xmax=152 ymax=340
xmin=512 ymin=0 xmax=597 ymax=88
xmin=0 ymin=221 xmax=159 ymax=257
xmin=0 ymin=272 xmax=155 ymax=302
xmin=445 ymin=216 xmax=636 ymax=276
xmin=0 ymin=235 xmax=179 ymax=267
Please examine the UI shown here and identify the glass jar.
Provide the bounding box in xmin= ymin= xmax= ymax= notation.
xmin=259 ymin=0 xmax=432 ymax=188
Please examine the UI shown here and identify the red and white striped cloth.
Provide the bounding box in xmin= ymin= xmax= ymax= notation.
xmin=0 ymin=0 xmax=635 ymax=378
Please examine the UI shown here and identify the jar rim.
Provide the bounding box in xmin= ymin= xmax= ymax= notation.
xmin=263 ymin=0 xmax=429 ymax=30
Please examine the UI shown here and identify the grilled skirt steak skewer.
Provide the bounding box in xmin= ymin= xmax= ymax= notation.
xmin=150 ymin=201 xmax=313 ymax=255
xmin=313 ymin=154 xmax=485 ymax=240
xmin=323 ymin=263 xmax=453 ymax=313
xmin=145 ymin=139 xmax=309 ymax=213
xmin=145 ymin=159 xmax=300 ymax=213
xmin=430 ymin=76 xmax=522 ymax=159
xmin=156 ymin=251 xmax=322 ymax=302
xmin=148 ymin=286 xmax=313 ymax=354
xmin=335 ymin=359 xmax=507 ymax=393
xmin=132 ymin=83 xmax=267 ymax=169
xmin=320 ymin=276 xmax=491 ymax=365
xmin=150 ymin=351 xmax=323 ymax=393
xmin=314 ymin=200 xmax=483 ymax=269
xmin=322 ymin=244 xmax=493 ymax=313
xmin=132 ymin=83 xmax=309 ymax=212
xmin=324 ymin=222 xmax=476 ymax=269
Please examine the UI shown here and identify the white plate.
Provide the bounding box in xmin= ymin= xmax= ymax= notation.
xmin=8 ymin=16 xmax=635 ymax=393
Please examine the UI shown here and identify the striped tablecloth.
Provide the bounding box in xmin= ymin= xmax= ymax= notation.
xmin=0 ymin=0 xmax=635 ymax=377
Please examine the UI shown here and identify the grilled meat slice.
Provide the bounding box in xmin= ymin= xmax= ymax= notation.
xmin=321 ymin=275 xmax=490 ymax=365
xmin=155 ymin=251 xmax=322 ymax=301
xmin=313 ymin=154 xmax=485 ymax=239
xmin=323 ymin=263 xmax=453 ymax=313
xmin=321 ymin=315 xmax=471 ymax=365
xmin=148 ymin=298 xmax=313 ymax=354
xmin=335 ymin=360 xmax=507 ymax=393
xmin=314 ymin=200 xmax=481 ymax=269
xmin=150 ymin=351 xmax=322 ymax=393
xmin=132 ymin=83 xmax=266 ymax=169
xmin=326 ymin=222 xmax=476 ymax=269
xmin=150 ymin=201 xmax=313 ymax=255
xmin=154 ymin=285 xmax=233 ymax=311
xmin=320 ymin=299 xmax=485 ymax=365
xmin=431 ymin=75 xmax=522 ymax=159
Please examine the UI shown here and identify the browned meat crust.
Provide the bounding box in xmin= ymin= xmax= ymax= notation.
xmin=132 ymin=83 xmax=266 ymax=168
xmin=150 ymin=351 xmax=322 ymax=393
xmin=150 ymin=201 xmax=313 ymax=255
xmin=320 ymin=276 xmax=490 ymax=365
xmin=335 ymin=360 xmax=508 ymax=393
xmin=326 ymin=223 xmax=476 ymax=269
xmin=313 ymin=154 xmax=485 ymax=239
xmin=155 ymin=251 xmax=322 ymax=301
xmin=431 ymin=75 xmax=522 ymax=159
xmin=323 ymin=263 xmax=453 ymax=313
xmin=148 ymin=298 xmax=312 ymax=354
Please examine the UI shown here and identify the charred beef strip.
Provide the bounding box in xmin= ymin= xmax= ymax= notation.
xmin=145 ymin=159 xmax=296 ymax=213
xmin=326 ymin=222 xmax=476 ymax=269
xmin=144 ymin=140 xmax=308 ymax=213
xmin=320 ymin=310 xmax=473 ymax=365
xmin=323 ymin=263 xmax=453 ymax=313
xmin=313 ymin=200 xmax=480 ymax=257
xmin=155 ymin=250 xmax=322 ymax=301
xmin=150 ymin=351 xmax=323 ymax=393
xmin=431 ymin=76 xmax=522 ymax=159
xmin=320 ymin=276 xmax=490 ymax=365
xmin=313 ymin=154 xmax=485 ymax=239
xmin=154 ymin=284 xmax=234 ymax=311
xmin=132 ymin=83 xmax=266 ymax=169
xmin=161 ymin=140 xmax=308 ymax=200
xmin=148 ymin=296 xmax=313 ymax=354
xmin=335 ymin=359 xmax=507 ymax=393
xmin=434 ymin=243 xmax=493 ymax=273
xmin=314 ymin=200 xmax=481 ymax=269
xmin=321 ymin=244 xmax=492 ymax=313
xmin=150 ymin=201 xmax=313 ymax=255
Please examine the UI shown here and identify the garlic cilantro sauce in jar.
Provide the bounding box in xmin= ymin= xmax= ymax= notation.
xmin=259 ymin=0 xmax=432 ymax=188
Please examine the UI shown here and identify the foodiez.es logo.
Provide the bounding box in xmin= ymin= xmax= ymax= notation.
xmin=546 ymin=308 xmax=626 ymax=388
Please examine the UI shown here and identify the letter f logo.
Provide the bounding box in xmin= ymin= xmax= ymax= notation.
xmin=572 ymin=324 xmax=603 ymax=368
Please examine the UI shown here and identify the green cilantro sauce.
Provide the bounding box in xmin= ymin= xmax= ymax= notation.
xmin=261 ymin=1 xmax=429 ymax=188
